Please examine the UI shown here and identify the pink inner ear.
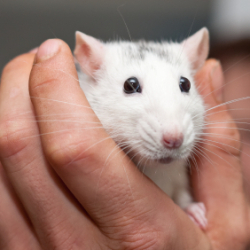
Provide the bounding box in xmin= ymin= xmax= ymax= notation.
xmin=74 ymin=31 xmax=105 ymax=77
xmin=182 ymin=28 xmax=209 ymax=71
xmin=80 ymin=43 xmax=101 ymax=71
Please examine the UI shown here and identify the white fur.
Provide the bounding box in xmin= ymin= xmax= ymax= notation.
xmin=75 ymin=29 xmax=208 ymax=209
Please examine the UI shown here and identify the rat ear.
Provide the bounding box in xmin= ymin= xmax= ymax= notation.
xmin=74 ymin=31 xmax=105 ymax=77
xmin=182 ymin=27 xmax=209 ymax=71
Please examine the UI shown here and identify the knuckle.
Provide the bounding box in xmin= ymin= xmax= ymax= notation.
xmin=30 ymin=77 xmax=58 ymax=93
xmin=46 ymin=133 xmax=97 ymax=171
xmin=0 ymin=118 xmax=33 ymax=159
xmin=122 ymin=229 xmax=166 ymax=250
xmin=42 ymin=219 xmax=73 ymax=250
xmin=104 ymin=216 xmax=169 ymax=250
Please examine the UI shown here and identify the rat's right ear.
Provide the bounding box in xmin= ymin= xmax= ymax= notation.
xmin=74 ymin=31 xmax=105 ymax=77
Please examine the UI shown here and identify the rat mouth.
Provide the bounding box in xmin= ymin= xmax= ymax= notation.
xmin=157 ymin=157 xmax=173 ymax=164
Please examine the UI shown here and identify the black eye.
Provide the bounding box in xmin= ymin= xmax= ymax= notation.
xmin=179 ymin=76 xmax=191 ymax=93
xmin=124 ymin=77 xmax=142 ymax=94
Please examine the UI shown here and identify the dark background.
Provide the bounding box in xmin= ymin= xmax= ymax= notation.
xmin=0 ymin=0 xmax=212 ymax=71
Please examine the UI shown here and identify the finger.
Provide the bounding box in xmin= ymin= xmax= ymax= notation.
xmin=29 ymin=47 xmax=39 ymax=54
xmin=194 ymin=60 xmax=242 ymax=200
xmin=192 ymin=60 xmax=249 ymax=247
xmin=0 ymin=162 xmax=41 ymax=249
xmin=0 ymin=52 xmax=102 ymax=249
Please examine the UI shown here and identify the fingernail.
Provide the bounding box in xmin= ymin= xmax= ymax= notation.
xmin=210 ymin=61 xmax=224 ymax=103
xmin=29 ymin=47 xmax=38 ymax=54
xmin=36 ymin=39 xmax=60 ymax=62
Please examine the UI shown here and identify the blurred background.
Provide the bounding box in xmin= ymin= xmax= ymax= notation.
xmin=0 ymin=0 xmax=250 ymax=194
xmin=0 ymin=0 xmax=249 ymax=68
xmin=1 ymin=0 xmax=250 ymax=68
xmin=0 ymin=0 xmax=212 ymax=70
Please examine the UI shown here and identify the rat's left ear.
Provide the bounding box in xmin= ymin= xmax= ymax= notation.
xmin=74 ymin=31 xmax=105 ymax=78
xmin=182 ymin=27 xmax=209 ymax=71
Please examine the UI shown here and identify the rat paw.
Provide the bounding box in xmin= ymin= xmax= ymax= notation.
xmin=185 ymin=202 xmax=207 ymax=230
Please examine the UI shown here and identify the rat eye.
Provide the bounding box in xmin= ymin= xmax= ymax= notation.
xmin=124 ymin=77 xmax=142 ymax=94
xmin=179 ymin=76 xmax=191 ymax=93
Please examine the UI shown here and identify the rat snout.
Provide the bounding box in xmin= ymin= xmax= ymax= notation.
xmin=162 ymin=132 xmax=184 ymax=149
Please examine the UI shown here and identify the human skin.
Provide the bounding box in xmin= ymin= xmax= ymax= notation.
xmin=221 ymin=54 xmax=250 ymax=198
xmin=0 ymin=39 xmax=249 ymax=249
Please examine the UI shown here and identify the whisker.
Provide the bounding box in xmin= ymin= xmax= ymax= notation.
xmin=188 ymin=150 xmax=199 ymax=175
xmin=223 ymin=52 xmax=250 ymax=75
xmin=20 ymin=126 xmax=105 ymax=140
xmin=196 ymin=132 xmax=250 ymax=148
xmin=30 ymin=96 xmax=93 ymax=109
xmin=200 ymin=120 xmax=250 ymax=127
xmin=28 ymin=61 xmax=81 ymax=83
xmin=30 ymin=119 xmax=103 ymax=125
xmin=202 ymin=108 xmax=250 ymax=118
xmin=176 ymin=9 xmax=197 ymax=66
xmin=117 ymin=3 xmax=132 ymax=42
xmin=195 ymin=145 xmax=223 ymax=173
xmin=193 ymin=144 xmax=215 ymax=167
xmin=192 ymin=96 xmax=250 ymax=121
xmin=190 ymin=70 xmax=250 ymax=116
xmin=195 ymin=137 xmax=247 ymax=159
xmin=196 ymin=126 xmax=250 ymax=133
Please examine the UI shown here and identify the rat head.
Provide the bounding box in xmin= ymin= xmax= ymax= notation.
xmin=74 ymin=28 xmax=209 ymax=166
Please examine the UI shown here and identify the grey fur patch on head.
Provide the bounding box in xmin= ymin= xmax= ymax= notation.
xmin=137 ymin=41 xmax=170 ymax=60
xmin=121 ymin=41 xmax=171 ymax=61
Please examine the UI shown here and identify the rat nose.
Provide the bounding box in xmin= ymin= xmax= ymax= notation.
xmin=163 ymin=132 xmax=183 ymax=149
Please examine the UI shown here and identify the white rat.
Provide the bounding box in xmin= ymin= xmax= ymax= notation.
xmin=74 ymin=28 xmax=209 ymax=229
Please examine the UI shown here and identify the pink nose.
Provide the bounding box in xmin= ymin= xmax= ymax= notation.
xmin=163 ymin=133 xmax=183 ymax=149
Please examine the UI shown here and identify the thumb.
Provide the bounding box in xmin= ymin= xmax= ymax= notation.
xmin=192 ymin=60 xmax=248 ymax=245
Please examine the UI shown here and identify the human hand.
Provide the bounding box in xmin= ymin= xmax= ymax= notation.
xmin=192 ymin=60 xmax=250 ymax=249
xmin=0 ymin=39 xmax=249 ymax=249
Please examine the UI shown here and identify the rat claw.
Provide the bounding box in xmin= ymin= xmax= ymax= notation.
xmin=185 ymin=202 xmax=207 ymax=230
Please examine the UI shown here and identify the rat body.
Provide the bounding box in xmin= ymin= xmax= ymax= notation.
xmin=74 ymin=28 xmax=209 ymax=228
